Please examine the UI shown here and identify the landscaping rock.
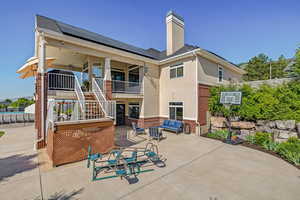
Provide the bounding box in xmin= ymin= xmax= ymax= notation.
xmin=256 ymin=125 xmax=267 ymax=132
xmin=266 ymin=121 xmax=276 ymax=128
xmin=239 ymin=129 xmax=250 ymax=140
xmin=231 ymin=121 xmax=255 ymax=129
xmin=275 ymin=120 xmax=295 ymax=130
xmin=278 ymin=130 xmax=290 ymax=139
xmin=210 ymin=117 xmax=226 ymax=128
xmin=296 ymin=123 xmax=300 ymax=135
xmin=256 ymin=120 xmax=267 ymax=126
xmin=289 ymin=131 xmax=298 ymax=138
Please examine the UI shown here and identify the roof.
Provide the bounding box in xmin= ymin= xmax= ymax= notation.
xmin=36 ymin=15 xmax=239 ymax=67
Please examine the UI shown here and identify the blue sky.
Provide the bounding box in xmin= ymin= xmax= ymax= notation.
xmin=0 ymin=0 xmax=299 ymax=99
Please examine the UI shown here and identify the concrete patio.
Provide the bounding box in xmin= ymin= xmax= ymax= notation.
xmin=0 ymin=125 xmax=299 ymax=200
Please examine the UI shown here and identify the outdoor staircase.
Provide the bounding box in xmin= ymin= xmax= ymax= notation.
xmin=83 ymin=93 xmax=106 ymax=119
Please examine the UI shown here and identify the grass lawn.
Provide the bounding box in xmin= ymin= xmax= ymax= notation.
xmin=0 ymin=131 xmax=5 ymax=138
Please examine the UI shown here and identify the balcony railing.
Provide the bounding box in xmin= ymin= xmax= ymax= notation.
xmin=112 ymin=80 xmax=143 ymax=94
xmin=48 ymin=73 xmax=75 ymax=91
xmin=47 ymin=100 xmax=109 ymax=124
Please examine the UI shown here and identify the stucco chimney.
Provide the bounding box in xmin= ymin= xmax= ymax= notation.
xmin=166 ymin=11 xmax=185 ymax=56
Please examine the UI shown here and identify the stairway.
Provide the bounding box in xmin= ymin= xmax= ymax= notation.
xmin=83 ymin=93 xmax=105 ymax=119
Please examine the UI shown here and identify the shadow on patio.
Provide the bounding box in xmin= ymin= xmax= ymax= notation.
xmin=0 ymin=153 xmax=40 ymax=182
xmin=115 ymin=126 xmax=147 ymax=148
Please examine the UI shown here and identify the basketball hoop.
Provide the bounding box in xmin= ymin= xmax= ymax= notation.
xmin=219 ymin=91 xmax=243 ymax=145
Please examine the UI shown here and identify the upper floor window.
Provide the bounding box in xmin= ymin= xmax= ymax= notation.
xmin=170 ymin=63 xmax=184 ymax=79
xmin=218 ymin=66 xmax=224 ymax=82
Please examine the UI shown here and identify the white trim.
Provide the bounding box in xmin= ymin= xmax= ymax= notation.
xmin=195 ymin=54 xmax=199 ymax=123
xmin=168 ymin=101 xmax=184 ymax=120
xmin=159 ymin=49 xmax=199 ymax=64
xmin=183 ymin=117 xmax=197 ymax=121
xmin=169 ymin=63 xmax=184 ymax=79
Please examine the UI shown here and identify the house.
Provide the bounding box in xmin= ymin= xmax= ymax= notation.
xmin=17 ymin=11 xmax=245 ymax=165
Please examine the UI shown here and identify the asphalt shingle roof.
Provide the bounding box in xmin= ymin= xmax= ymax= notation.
xmin=36 ymin=15 xmax=237 ymax=66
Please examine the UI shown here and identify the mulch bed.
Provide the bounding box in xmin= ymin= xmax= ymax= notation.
xmin=201 ymin=133 xmax=300 ymax=170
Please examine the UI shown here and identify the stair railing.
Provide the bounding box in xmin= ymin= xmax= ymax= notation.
xmin=74 ymin=76 xmax=85 ymax=119
xmin=92 ymin=78 xmax=116 ymax=119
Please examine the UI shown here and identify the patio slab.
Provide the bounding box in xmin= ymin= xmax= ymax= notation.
xmin=0 ymin=125 xmax=299 ymax=200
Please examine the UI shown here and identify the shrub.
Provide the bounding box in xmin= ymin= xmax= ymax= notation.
xmin=0 ymin=131 xmax=4 ymax=138
xmin=254 ymin=132 xmax=272 ymax=146
xmin=245 ymin=134 xmax=255 ymax=144
xmin=277 ymin=137 xmax=300 ymax=165
xmin=262 ymin=140 xmax=280 ymax=152
xmin=209 ymin=81 xmax=300 ymax=122
xmin=207 ymin=130 xmax=231 ymax=140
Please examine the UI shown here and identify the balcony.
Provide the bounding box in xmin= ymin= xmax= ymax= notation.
xmin=111 ymin=80 xmax=143 ymax=94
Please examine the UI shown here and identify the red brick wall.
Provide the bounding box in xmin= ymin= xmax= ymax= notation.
xmin=198 ymin=84 xmax=210 ymax=126
xmin=47 ymin=120 xmax=115 ymax=166
xmin=35 ymin=73 xmax=48 ymax=149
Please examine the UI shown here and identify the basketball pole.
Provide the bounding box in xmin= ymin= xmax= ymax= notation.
xmin=224 ymin=104 xmax=233 ymax=144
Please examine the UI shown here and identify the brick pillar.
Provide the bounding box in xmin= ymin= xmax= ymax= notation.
xmin=105 ymin=80 xmax=112 ymax=100
xmin=35 ymin=73 xmax=48 ymax=149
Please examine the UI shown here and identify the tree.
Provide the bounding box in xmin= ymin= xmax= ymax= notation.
xmin=10 ymin=98 xmax=34 ymax=108
xmin=243 ymin=54 xmax=270 ymax=81
xmin=242 ymin=54 xmax=289 ymax=81
xmin=290 ymin=48 xmax=300 ymax=79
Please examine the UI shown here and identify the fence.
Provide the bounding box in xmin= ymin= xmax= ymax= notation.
xmin=0 ymin=113 xmax=34 ymax=124
xmin=48 ymin=73 xmax=75 ymax=91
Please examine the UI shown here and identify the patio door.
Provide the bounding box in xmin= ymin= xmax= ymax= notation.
xmin=116 ymin=104 xmax=126 ymax=126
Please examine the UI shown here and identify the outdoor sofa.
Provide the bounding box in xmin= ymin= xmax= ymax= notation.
xmin=160 ymin=120 xmax=183 ymax=134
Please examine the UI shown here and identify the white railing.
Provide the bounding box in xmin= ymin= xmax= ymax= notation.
xmin=48 ymin=73 xmax=75 ymax=91
xmin=74 ymin=76 xmax=85 ymax=117
xmin=45 ymin=100 xmax=54 ymax=136
xmin=112 ymin=80 xmax=143 ymax=94
xmin=46 ymin=100 xmax=106 ymax=123
xmin=92 ymin=78 xmax=116 ymax=119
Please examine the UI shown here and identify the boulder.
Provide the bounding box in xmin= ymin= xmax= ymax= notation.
xmin=266 ymin=121 xmax=276 ymax=128
xmin=256 ymin=125 xmax=267 ymax=132
xmin=231 ymin=121 xmax=256 ymax=129
xmin=278 ymin=130 xmax=290 ymax=139
xmin=239 ymin=129 xmax=250 ymax=140
xmin=256 ymin=120 xmax=267 ymax=126
xmin=289 ymin=131 xmax=298 ymax=138
xmin=210 ymin=117 xmax=226 ymax=128
xmin=285 ymin=120 xmax=296 ymax=130
xmin=275 ymin=120 xmax=296 ymax=130
xmin=296 ymin=123 xmax=300 ymax=135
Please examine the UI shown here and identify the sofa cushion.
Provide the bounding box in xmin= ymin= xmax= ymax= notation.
xmin=174 ymin=121 xmax=182 ymax=128
xmin=163 ymin=120 xmax=170 ymax=126
xmin=169 ymin=120 xmax=175 ymax=127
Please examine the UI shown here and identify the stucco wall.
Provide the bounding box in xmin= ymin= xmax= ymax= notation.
xmin=141 ymin=63 xmax=160 ymax=118
xmin=198 ymin=56 xmax=242 ymax=86
xmin=159 ymin=57 xmax=197 ymax=120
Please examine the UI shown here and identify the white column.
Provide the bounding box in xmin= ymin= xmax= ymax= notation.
xmin=38 ymin=33 xmax=46 ymax=146
xmin=104 ymin=57 xmax=111 ymax=81
xmin=139 ymin=65 xmax=145 ymax=94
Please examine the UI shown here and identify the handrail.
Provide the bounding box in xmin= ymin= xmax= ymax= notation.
xmin=74 ymin=76 xmax=85 ymax=117
xmin=111 ymin=79 xmax=143 ymax=94
xmin=92 ymin=78 xmax=116 ymax=119
xmin=92 ymin=78 xmax=107 ymax=116
xmin=48 ymin=73 xmax=75 ymax=91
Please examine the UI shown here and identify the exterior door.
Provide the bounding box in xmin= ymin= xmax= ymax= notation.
xmin=116 ymin=104 xmax=126 ymax=126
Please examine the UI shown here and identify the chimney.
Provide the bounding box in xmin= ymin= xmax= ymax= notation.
xmin=166 ymin=11 xmax=185 ymax=56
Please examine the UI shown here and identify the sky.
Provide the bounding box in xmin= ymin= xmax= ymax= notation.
xmin=0 ymin=0 xmax=299 ymax=99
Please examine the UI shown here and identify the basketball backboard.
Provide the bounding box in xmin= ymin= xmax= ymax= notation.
xmin=220 ymin=91 xmax=242 ymax=105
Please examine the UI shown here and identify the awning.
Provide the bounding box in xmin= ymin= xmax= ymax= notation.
xmin=17 ymin=57 xmax=56 ymax=79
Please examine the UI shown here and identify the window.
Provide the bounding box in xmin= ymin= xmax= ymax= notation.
xmin=169 ymin=102 xmax=183 ymax=121
xmin=128 ymin=103 xmax=140 ymax=119
xmin=218 ymin=66 xmax=224 ymax=82
xmin=170 ymin=63 xmax=184 ymax=79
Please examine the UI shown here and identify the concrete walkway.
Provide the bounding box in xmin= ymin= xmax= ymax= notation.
xmin=0 ymin=126 xmax=299 ymax=200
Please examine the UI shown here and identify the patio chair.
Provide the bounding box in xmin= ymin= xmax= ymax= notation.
xmin=149 ymin=127 xmax=163 ymax=142
xmin=131 ymin=122 xmax=145 ymax=136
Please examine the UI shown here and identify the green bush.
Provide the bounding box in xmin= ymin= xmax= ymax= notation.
xmin=209 ymin=81 xmax=300 ymax=122
xmin=207 ymin=130 xmax=231 ymax=140
xmin=262 ymin=140 xmax=280 ymax=152
xmin=276 ymin=137 xmax=300 ymax=165
xmin=0 ymin=131 xmax=5 ymax=138
xmin=254 ymin=132 xmax=272 ymax=146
